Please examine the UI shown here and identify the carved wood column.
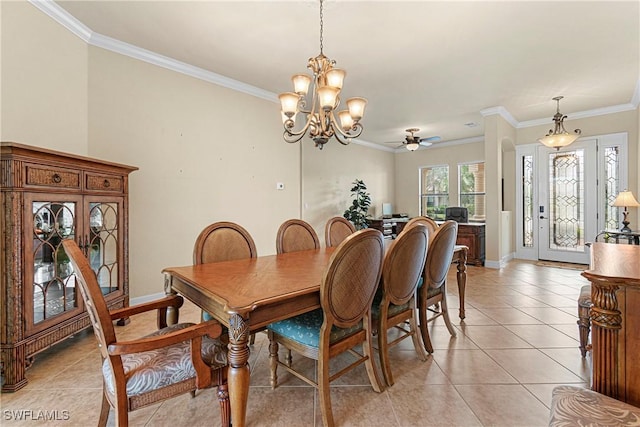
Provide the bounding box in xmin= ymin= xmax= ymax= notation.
xmin=228 ymin=313 xmax=250 ymax=427
xmin=589 ymin=280 xmax=622 ymax=399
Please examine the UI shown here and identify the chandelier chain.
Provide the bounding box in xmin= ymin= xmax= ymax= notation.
xmin=319 ymin=0 xmax=324 ymax=55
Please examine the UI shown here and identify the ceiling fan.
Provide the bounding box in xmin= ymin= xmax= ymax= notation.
xmin=386 ymin=128 xmax=442 ymax=151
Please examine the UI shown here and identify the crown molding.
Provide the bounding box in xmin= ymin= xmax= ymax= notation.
xmin=479 ymin=106 xmax=519 ymax=128
xmin=29 ymin=0 xmax=278 ymax=104
xmin=29 ymin=0 xmax=91 ymax=42
xmin=89 ymin=33 xmax=278 ymax=103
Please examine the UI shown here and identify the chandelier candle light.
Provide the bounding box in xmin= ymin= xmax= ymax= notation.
xmin=538 ymin=96 xmax=582 ymax=150
xmin=279 ymin=0 xmax=366 ymax=149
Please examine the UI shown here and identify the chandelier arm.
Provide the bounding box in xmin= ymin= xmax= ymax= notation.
xmin=330 ymin=108 xmax=363 ymax=140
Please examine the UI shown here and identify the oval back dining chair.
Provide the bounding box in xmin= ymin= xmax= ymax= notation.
xmin=404 ymin=215 xmax=439 ymax=244
xmin=194 ymin=221 xmax=257 ymax=264
xmin=276 ymin=218 xmax=320 ymax=254
xmin=324 ymin=216 xmax=357 ymax=247
xmin=418 ymin=220 xmax=458 ymax=353
xmin=194 ymin=221 xmax=258 ymax=343
xmin=267 ymin=228 xmax=385 ymax=427
xmin=373 ymin=223 xmax=429 ymax=386
xmin=62 ymin=240 xmax=230 ymax=427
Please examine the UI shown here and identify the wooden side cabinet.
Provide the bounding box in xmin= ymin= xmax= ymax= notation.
xmin=0 ymin=142 xmax=137 ymax=392
xmin=582 ymin=243 xmax=640 ymax=407
xmin=455 ymin=223 xmax=485 ymax=266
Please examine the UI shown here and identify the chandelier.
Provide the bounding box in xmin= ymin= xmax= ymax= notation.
xmin=538 ymin=96 xmax=581 ymax=150
xmin=279 ymin=0 xmax=366 ymax=150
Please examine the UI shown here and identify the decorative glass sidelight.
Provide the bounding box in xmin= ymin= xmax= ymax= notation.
xmin=548 ymin=150 xmax=584 ymax=251
xmin=32 ymin=202 xmax=77 ymax=323
xmin=522 ymin=155 xmax=534 ymax=247
xmin=604 ymin=146 xmax=620 ymax=230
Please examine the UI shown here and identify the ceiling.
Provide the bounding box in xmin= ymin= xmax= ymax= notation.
xmin=54 ymin=0 xmax=639 ymax=149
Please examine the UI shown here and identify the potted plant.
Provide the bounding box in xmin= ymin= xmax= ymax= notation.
xmin=343 ymin=179 xmax=371 ymax=230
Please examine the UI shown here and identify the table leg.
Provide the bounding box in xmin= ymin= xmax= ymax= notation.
xmin=228 ymin=313 xmax=251 ymax=427
xmin=456 ymin=248 xmax=468 ymax=320
xmin=163 ymin=274 xmax=179 ymax=325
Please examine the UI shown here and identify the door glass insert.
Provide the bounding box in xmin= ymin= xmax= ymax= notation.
xmin=32 ymin=202 xmax=77 ymax=324
xmin=89 ymin=202 xmax=119 ymax=295
xmin=548 ymin=150 xmax=584 ymax=252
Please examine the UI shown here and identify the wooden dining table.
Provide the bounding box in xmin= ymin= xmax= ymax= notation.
xmin=162 ymin=244 xmax=469 ymax=427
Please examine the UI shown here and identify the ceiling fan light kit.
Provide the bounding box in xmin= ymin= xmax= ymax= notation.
xmin=279 ymin=0 xmax=366 ymax=150
xmin=538 ymin=96 xmax=582 ymax=150
xmin=385 ymin=128 xmax=440 ymax=151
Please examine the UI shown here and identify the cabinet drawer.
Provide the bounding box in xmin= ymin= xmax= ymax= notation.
xmin=86 ymin=173 xmax=123 ymax=192
xmin=25 ymin=164 xmax=81 ymax=189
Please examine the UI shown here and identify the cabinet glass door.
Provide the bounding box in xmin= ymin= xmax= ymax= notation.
xmin=32 ymin=200 xmax=79 ymax=325
xmin=88 ymin=202 xmax=120 ymax=295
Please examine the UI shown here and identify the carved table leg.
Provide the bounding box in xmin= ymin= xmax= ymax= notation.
xmin=590 ymin=283 xmax=621 ymax=399
xmin=456 ymin=247 xmax=468 ymax=320
xmin=163 ymin=274 xmax=179 ymax=325
xmin=228 ymin=313 xmax=251 ymax=427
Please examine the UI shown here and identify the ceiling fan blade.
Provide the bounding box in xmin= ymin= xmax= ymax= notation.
xmin=420 ymin=136 xmax=442 ymax=143
xmin=419 ymin=141 xmax=433 ymax=147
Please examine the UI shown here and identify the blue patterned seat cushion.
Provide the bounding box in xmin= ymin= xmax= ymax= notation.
xmin=267 ymin=309 xmax=362 ymax=348
xmin=102 ymin=322 xmax=227 ymax=397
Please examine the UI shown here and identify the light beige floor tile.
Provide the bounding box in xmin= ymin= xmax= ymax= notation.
xmin=539 ymin=348 xmax=591 ymax=381
xmin=432 ymin=349 xmax=517 ymax=384
xmin=485 ymin=349 xmax=585 ymax=384
xmin=548 ymin=323 xmax=581 ymax=341
xmin=455 ymin=384 xmax=551 ymax=426
xmin=515 ymin=306 xmax=579 ymax=324
xmin=477 ymin=307 xmax=544 ymax=325
xmin=454 ymin=308 xmax=499 ymax=325
xmin=314 ymin=386 xmax=397 ymax=427
xmin=387 ymin=383 xmax=482 ymax=426
xmin=504 ymin=324 xmax=579 ymax=348
xmin=459 ymin=325 xmax=533 ymax=349
xmin=383 ymin=351 xmax=450 ymax=386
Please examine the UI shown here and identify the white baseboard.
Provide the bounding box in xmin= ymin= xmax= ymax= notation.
xmin=484 ymin=252 xmax=514 ymax=269
xmin=130 ymin=292 xmax=165 ymax=306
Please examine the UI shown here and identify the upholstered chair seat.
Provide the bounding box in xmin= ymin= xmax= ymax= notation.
xmin=102 ymin=323 xmax=227 ymax=397
xmin=267 ymin=309 xmax=363 ymax=349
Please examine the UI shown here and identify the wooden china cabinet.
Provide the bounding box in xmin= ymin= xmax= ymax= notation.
xmin=0 ymin=142 xmax=137 ymax=392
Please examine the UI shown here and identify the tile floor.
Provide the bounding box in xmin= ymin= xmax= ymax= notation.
xmin=0 ymin=260 xmax=592 ymax=426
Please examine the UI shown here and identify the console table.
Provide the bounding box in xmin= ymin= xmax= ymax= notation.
xmin=455 ymin=223 xmax=485 ymax=266
xmin=582 ymin=243 xmax=640 ymax=406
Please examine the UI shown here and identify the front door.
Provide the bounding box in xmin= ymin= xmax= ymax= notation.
xmin=537 ymin=140 xmax=597 ymax=264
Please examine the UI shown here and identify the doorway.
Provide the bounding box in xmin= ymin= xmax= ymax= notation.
xmin=515 ymin=133 xmax=628 ymax=264
xmin=537 ymin=141 xmax=596 ymax=264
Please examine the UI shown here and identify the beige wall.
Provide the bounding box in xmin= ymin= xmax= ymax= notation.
xmin=394 ymin=141 xmax=485 ymax=217
xmin=302 ymin=142 xmax=395 ymax=241
xmin=1 ymin=1 xmax=88 ymax=153
xmin=87 ymin=47 xmax=304 ymax=298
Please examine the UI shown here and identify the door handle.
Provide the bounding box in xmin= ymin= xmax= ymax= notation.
xmin=539 ymin=216 xmax=548 ymax=219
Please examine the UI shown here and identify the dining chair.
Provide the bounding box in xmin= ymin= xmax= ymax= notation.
xmin=267 ymin=228 xmax=385 ymax=427
xmin=372 ymin=223 xmax=429 ymax=386
xmin=418 ymin=220 xmax=458 ymax=353
xmin=403 ymin=215 xmax=439 ymax=243
xmin=324 ymin=216 xmax=356 ymax=247
xmin=61 ymin=240 xmax=230 ymax=427
xmin=276 ymin=218 xmax=320 ymax=253
xmin=194 ymin=221 xmax=258 ymax=342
